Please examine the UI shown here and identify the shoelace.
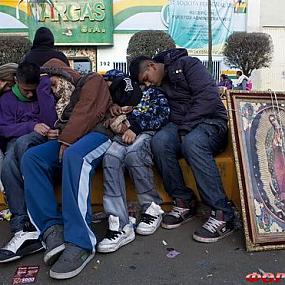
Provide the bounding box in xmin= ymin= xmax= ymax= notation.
xmin=3 ymin=231 xmax=25 ymax=250
xmin=168 ymin=206 xmax=188 ymax=219
xmin=202 ymin=217 xmax=225 ymax=233
xmin=140 ymin=213 xmax=157 ymax=225
xmin=106 ymin=230 xmax=124 ymax=240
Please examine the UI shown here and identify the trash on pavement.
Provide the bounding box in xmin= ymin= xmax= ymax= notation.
xmin=166 ymin=249 xmax=181 ymax=258
xmin=0 ymin=208 xmax=11 ymax=221
xmin=162 ymin=240 xmax=168 ymax=246
xmin=12 ymin=265 xmax=39 ymax=284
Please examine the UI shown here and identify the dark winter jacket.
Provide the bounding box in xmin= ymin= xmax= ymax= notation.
xmin=153 ymin=48 xmax=228 ymax=132
xmin=0 ymin=76 xmax=57 ymax=139
xmin=24 ymin=27 xmax=69 ymax=66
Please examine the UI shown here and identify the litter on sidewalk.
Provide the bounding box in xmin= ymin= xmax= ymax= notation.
xmin=0 ymin=208 xmax=11 ymax=221
xmin=12 ymin=265 xmax=40 ymax=285
xmin=166 ymin=249 xmax=181 ymax=258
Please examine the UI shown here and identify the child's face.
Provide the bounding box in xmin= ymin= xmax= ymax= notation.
xmin=17 ymin=80 xmax=37 ymax=99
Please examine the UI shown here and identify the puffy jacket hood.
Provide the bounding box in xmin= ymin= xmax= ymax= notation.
xmin=153 ymin=48 xmax=188 ymax=65
xmin=41 ymin=59 xmax=80 ymax=85
xmin=32 ymin=27 xmax=54 ymax=49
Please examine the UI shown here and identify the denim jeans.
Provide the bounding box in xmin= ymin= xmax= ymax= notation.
xmin=2 ymin=132 xmax=47 ymax=233
xmin=151 ymin=121 xmax=234 ymax=221
xmin=103 ymin=133 xmax=162 ymax=228
xmin=0 ymin=149 xmax=4 ymax=192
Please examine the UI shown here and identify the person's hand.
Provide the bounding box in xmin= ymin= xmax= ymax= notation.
xmin=59 ymin=144 xmax=68 ymax=163
xmin=47 ymin=129 xmax=59 ymax=140
xmin=110 ymin=104 xmax=122 ymax=116
xmin=122 ymin=129 xmax=136 ymax=144
xmin=34 ymin=123 xmax=50 ymax=136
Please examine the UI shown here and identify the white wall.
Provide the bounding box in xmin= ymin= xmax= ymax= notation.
xmin=261 ymin=0 xmax=285 ymax=27
xmin=96 ymin=34 xmax=131 ymax=73
xmin=247 ymin=0 xmax=261 ymax=32
xmin=256 ymin=27 xmax=285 ymax=91
xmin=249 ymin=1 xmax=285 ymax=91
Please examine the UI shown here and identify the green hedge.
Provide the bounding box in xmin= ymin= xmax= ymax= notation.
xmin=0 ymin=36 xmax=31 ymax=65
xmin=127 ymin=30 xmax=176 ymax=66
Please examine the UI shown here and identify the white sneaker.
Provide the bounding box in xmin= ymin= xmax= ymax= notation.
xmin=136 ymin=202 xmax=164 ymax=235
xmin=0 ymin=230 xmax=43 ymax=263
xmin=97 ymin=215 xmax=135 ymax=253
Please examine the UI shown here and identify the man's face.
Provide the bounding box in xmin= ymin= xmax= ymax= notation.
xmin=138 ymin=62 xmax=164 ymax=87
xmin=17 ymin=80 xmax=37 ymax=99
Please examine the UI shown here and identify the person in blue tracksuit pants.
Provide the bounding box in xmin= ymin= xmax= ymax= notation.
xmin=22 ymin=133 xmax=110 ymax=251
xmin=21 ymin=67 xmax=112 ymax=280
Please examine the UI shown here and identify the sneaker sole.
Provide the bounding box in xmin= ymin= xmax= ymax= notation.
xmin=49 ymin=252 xmax=95 ymax=280
xmin=0 ymin=245 xmax=44 ymax=263
xmin=97 ymin=232 xmax=135 ymax=253
xmin=44 ymin=244 xmax=65 ymax=266
xmin=192 ymin=229 xmax=234 ymax=243
xmin=136 ymin=215 xmax=162 ymax=235
xmin=161 ymin=216 xmax=194 ymax=230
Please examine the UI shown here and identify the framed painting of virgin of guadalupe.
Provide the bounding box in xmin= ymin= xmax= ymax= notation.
xmin=228 ymin=91 xmax=285 ymax=251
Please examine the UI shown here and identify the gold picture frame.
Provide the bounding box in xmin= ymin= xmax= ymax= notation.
xmin=228 ymin=91 xmax=285 ymax=251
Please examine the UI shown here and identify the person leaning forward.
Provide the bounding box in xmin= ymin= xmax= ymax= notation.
xmin=129 ymin=48 xmax=235 ymax=243
xmin=21 ymin=62 xmax=112 ymax=280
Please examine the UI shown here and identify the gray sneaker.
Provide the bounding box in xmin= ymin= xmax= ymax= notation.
xmin=43 ymin=224 xmax=65 ymax=266
xmin=49 ymin=243 xmax=94 ymax=280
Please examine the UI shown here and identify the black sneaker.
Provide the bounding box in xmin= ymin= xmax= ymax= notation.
xmin=43 ymin=224 xmax=65 ymax=266
xmin=193 ymin=210 xmax=235 ymax=243
xmin=0 ymin=230 xmax=43 ymax=263
xmin=161 ymin=198 xmax=197 ymax=229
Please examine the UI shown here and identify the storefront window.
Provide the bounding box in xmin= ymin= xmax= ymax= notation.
xmin=73 ymin=59 xmax=92 ymax=75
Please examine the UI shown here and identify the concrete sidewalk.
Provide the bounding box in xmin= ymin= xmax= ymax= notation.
xmin=0 ymin=208 xmax=285 ymax=285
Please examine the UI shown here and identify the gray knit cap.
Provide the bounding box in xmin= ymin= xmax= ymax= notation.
xmin=0 ymin=63 xmax=18 ymax=82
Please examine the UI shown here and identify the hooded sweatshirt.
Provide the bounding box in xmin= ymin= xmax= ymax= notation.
xmin=24 ymin=27 xmax=69 ymax=67
xmin=41 ymin=58 xmax=81 ymax=120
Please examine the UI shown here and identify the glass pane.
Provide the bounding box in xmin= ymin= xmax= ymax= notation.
xmin=73 ymin=59 xmax=92 ymax=75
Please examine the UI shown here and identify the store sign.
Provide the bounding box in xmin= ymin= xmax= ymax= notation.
xmin=28 ymin=0 xmax=113 ymax=45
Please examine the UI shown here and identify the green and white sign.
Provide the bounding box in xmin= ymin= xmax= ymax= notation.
xmin=28 ymin=0 xmax=113 ymax=45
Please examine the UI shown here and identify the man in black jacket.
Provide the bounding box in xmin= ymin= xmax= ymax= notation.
xmin=129 ymin=48 xmax=235 ymax=243
xmin=24 ymin=27 xmax=69 ymax=67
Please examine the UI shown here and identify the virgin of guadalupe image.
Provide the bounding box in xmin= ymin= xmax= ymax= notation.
xmin=266 ymin=114 xmax=285 ymax=207
xmin=251 ymin=107 xmax=285 ymax=230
